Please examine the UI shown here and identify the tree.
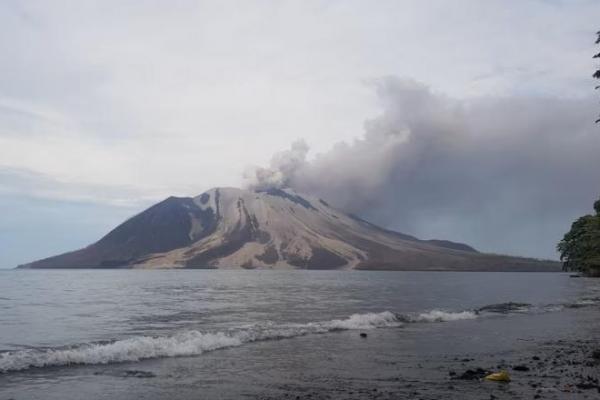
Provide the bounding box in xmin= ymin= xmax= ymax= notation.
xmin=557 ymin=197 xmax=600 ymax=276
xmin=595 ymin=31 xmax=600 ymax=123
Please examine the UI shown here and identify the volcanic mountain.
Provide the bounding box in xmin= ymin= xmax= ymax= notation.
xmin=19 ymin=187 xmax=558 ymax=271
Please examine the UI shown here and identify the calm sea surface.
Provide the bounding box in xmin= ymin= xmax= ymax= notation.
xmin=1 ymin=270 xmax=599 ymax=399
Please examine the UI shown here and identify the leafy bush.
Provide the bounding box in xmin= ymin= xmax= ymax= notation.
xmin=557 ymin=198 xmax=600 ymax=276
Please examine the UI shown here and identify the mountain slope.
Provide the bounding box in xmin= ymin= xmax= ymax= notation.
xmin=18 ymin=187 xmax=559 ymax=271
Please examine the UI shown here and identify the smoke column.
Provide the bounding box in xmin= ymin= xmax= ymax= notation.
xmin=244 ymin=77 xmax=600 ymax=258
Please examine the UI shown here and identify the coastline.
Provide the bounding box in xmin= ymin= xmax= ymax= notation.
xmin=250 ymin=307 xmax=600 ymax=400
xmin=13 ymin=263 xmax=562 ymax=272
xmin=254 ymin=337 xmax=600 ymax=400
xmin=0 ymin=271 xmax=596 ymax=400
xmin=2 ymin=307 xmax=598 ymax=400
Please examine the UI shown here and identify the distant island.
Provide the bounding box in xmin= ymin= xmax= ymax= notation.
xmin=19 ymin=187 xmax=559 ymax=271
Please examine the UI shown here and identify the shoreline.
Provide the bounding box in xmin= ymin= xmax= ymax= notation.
xmin=0 ymin=272 xmax=596 ymax=400
xmin=10 ymin=266 xmax=563 ymax=272
xmin=253 ymin=334 xmax=600 ymax=400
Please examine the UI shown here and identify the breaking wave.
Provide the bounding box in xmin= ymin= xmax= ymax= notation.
xmin=0 ymin=331 xmax=242 ymax=373
xmin=564 ymin=297 xmax=600 ymax=309
xmin=2 ymin=297 xmax=598 ymax=373
xmin=410 ymin=310 xmax=478 ymax=322
xmin=476 ymin=302 xmax=532 ymax=314
xmin=0 ymin=311 xmax=400 ymax=373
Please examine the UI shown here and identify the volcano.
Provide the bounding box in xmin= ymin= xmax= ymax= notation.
xmin=18 ymin=187 xmax=558 ymax=271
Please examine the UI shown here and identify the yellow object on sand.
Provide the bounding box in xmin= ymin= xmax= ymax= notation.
xmin=484 ymin=371 xmax=511 ymax=382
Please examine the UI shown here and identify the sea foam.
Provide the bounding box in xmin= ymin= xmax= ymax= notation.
xmin=411 ymin=310 xmax=478 ymax=322
xmin=5 ymin=298 xmax=590 ymax=374
xmin=0 ymin=311 xmax=400 ymax=373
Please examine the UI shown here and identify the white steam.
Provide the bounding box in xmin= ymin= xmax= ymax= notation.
xmin=243 ymin=140 xmax=309 ymax=191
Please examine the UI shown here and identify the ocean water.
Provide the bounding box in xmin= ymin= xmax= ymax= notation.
xmin=1 ymin=270 xmax=599 ymax=399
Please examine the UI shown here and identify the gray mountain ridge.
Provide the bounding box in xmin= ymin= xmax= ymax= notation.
xmin=18 ymin=187 xmax=559 ymax=271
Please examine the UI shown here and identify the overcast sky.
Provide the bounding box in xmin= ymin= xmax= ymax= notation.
xmin=1 ymin=0 xmax=599 ymax=267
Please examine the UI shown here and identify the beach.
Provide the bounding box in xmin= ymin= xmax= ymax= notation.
xmin=1 ymin=270 xmax=599 ymax=400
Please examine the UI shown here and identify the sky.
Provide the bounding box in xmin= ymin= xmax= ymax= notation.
xmin=1 ymin=0 xmax=599 ymax=267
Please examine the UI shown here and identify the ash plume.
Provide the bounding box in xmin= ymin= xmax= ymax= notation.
xmin=245 ymin=77 xmax=600 ymax=258
xmin=243 ymin=139 xmax=309 ymax=191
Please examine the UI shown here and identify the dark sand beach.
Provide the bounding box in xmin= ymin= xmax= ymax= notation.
xmin=1 ymin=270 xmax=599 ymax=400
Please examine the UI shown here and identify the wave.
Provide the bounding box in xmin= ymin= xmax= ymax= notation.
xmin=2 ymin=297 xmax=598 ymax=374
xmin=564 ymin=297 xmax=600 ymax=309
xmin=0 ymin=311 xmax=400 ymax=373
xmin=0 ymin=331 xmax=242 ymax=373
xmin=476 ymin=302 xmax=532 ymax=314
xmin=410 ymin=310 xmax=478 ymax=322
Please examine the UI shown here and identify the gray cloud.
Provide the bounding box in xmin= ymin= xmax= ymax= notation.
xmin=253 ymin=78 xmax=600 ymax=259
xmin=0 ymin=166 xmax=159 ymax=208
xmin=1 ymin=1 xmax=598 ymax=207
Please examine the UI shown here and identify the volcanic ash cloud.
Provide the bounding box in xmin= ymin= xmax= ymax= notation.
xmin=243 ymin=77 xmax=600 ymax=259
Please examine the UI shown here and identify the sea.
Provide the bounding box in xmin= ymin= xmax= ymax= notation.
xmin=1 ymin=269 xmax=599 ymax=399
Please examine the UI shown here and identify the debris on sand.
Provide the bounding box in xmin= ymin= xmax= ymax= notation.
xmin=484 ymin=371 xmax=511 ymax=382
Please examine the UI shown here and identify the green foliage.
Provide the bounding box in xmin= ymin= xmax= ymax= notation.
xmin=595 ymin=31 xmax=600 ymax=122
xmin=558 ymin=33 xmax=600 ymax=272
xmin=557 ymin=197 xmax=600 ymax=275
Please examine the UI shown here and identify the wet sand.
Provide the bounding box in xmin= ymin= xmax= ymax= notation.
xmin=260 ymin=338 xmax=600 ymax=400
xmin=252 ymin=308 xmax=600 ymax=400
xmin=1 ymin=271 xmax=598 ymax=400
xmin=5 ymin=306 xmax=595 ymax=400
